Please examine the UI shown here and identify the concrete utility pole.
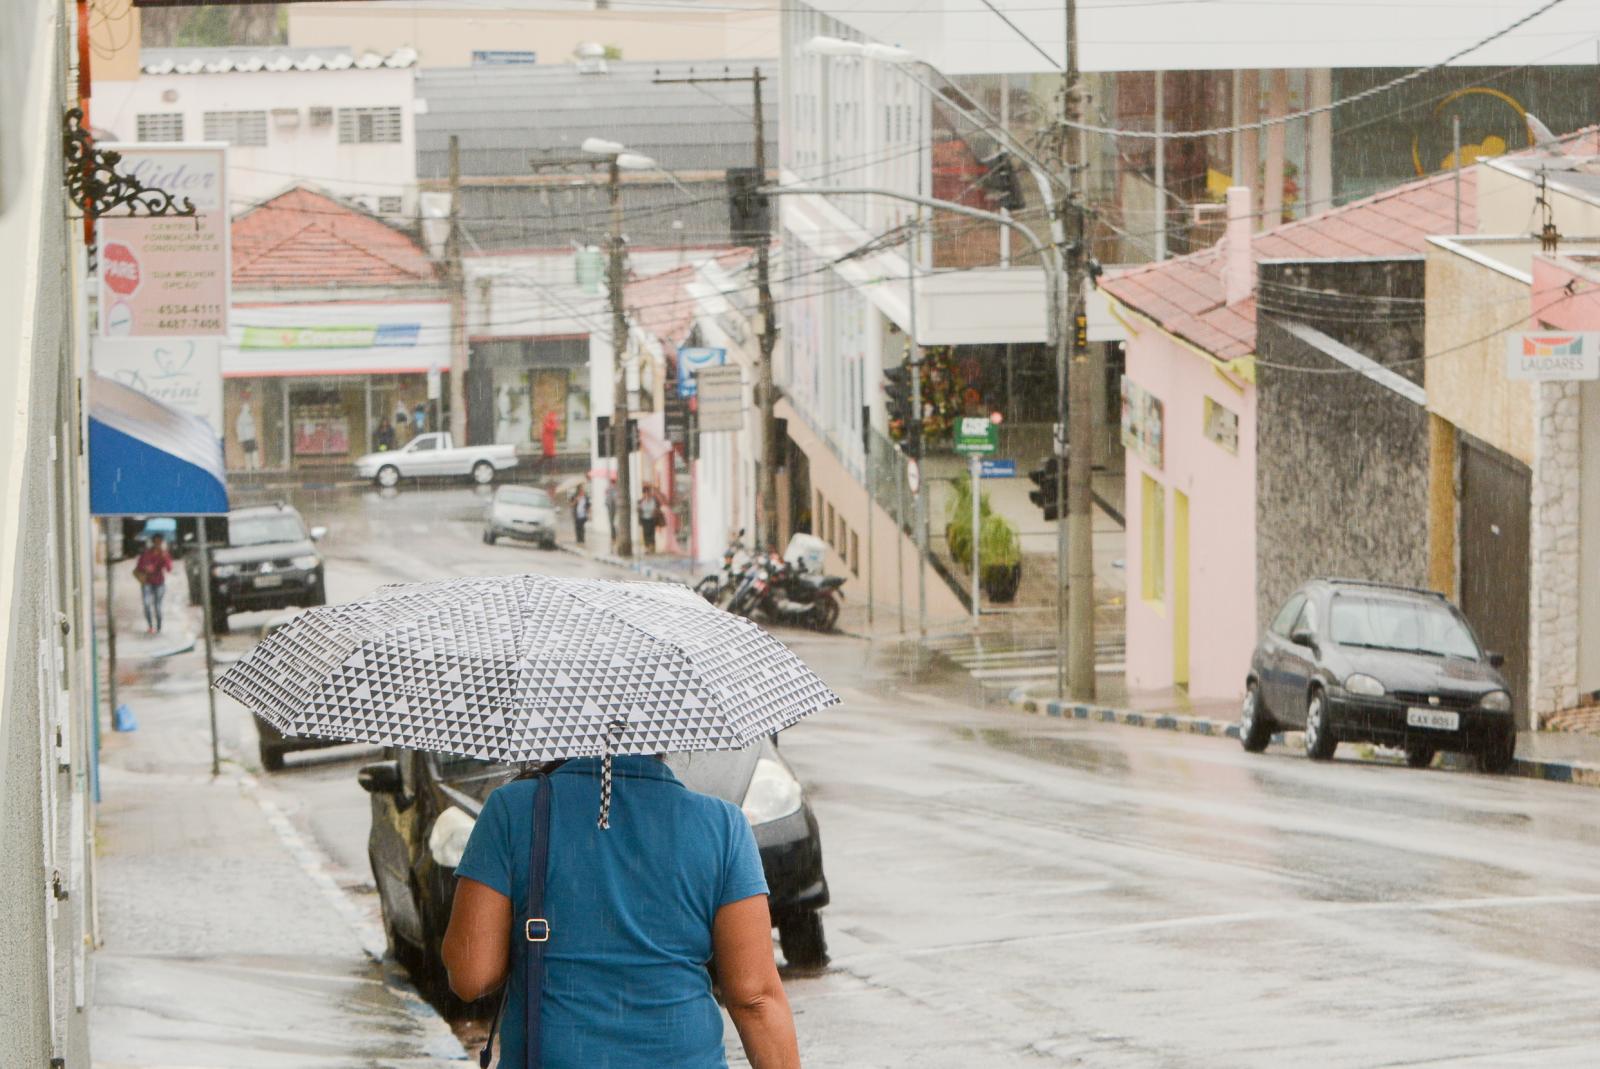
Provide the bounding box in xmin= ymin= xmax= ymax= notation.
xmin=1061 ymin=0 xmax=1097 ymax=700
xmin=653 ymin=67 xmax=780 ymax=550
xmin=447 ymin=135 xmax=468 ymax=442
xmin=608 ymin=157 xmax=635 ymax=558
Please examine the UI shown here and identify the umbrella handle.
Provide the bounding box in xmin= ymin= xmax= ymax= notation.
xmin=598 ymin=718 xmax=626 ymax=830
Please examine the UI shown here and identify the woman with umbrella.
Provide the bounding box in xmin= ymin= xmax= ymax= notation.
xmin=217 ymin=574 xmax=827 ymax=1069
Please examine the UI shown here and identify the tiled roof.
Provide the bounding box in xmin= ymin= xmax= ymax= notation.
xmin=141 ymin=46 xmax=417 ymax=75
xmin=232 ymin=187 xmax=437 ymax=289
xmin=1101 ymin=169 xmax=1478 ymax=361
xmin=625 ymin=250 xmax=754 ymax=352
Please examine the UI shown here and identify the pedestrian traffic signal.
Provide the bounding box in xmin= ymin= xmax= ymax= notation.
xmin=1029 ymin=457 xmax=1062 ymax=521
xmin=883 ymin=364 xmax=921 ymax=456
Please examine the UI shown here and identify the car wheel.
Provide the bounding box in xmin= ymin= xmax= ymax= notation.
xmin=1239 ymin=680 xmax=1273 ymax=753
xmin=209 ymin=602 xmax=231 ymax=635
xmin=1404 ymin=745 xmax=1436 ymax=769
xmin=376 ymin=464 xmax=400 ymax=489
xmin=542 ymin=538 xmax=557 ymax=550
xmin=484 ymin=529 xmax=498 ymax=546
xmin=303 ymin=579 xmax=326 ymax=608
xmin=472 ymin=461 xmax=495 ymax=485
xmin=1303 ymin=689 xmax=1337 ymax=761
xmin=1475 ymin=727 xmax=1516 ymax=775
xmin=777 ymin=910 xmax=829 ymax=969
xmin=258 ymin=741 xmax=285 ymax=773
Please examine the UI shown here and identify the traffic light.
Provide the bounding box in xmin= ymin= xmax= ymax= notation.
xmin=883 ymin=364 xmax=924 ymax=456
xmin=978 ymin=150 xmax=1027 ymax=213
xmin=727 ymin=166 xmax=770 ymax=242
xmin=1029 ymin=457 xmax=1062 ymax=521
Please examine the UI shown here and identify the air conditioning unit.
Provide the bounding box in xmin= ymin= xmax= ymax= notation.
xmin=344 ymin=193 xmax=379 ymax=213
xmin=378 ymin=195 xmax=404 ymax=216
xmin=271 ymin=107 xmax=301 ymax=128
xmin=309 ymin=106 xmax=334 ymax=128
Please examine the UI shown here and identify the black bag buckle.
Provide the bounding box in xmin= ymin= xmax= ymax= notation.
xmin=525 ymin=918 xmax=550 ymax=943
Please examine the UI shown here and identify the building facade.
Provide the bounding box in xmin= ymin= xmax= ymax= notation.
xmin=2 ymin=2 xmax=99 ymax=1064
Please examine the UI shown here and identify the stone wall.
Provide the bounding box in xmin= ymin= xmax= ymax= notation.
xmin=1255 ymin=259 xmax=1430 ymax=626
xmin=1530 ymin=380 xmax=1582 ymax=721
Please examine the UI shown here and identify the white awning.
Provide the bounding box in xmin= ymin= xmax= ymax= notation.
xmin=811 ymin=0 xmax=1600 ymax=74
xmin=223 ymin=301 xmax=451 ymax=378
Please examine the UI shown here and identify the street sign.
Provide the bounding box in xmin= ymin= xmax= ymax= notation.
xmin=906 ymin=458 xmax=921 ymax=494
xmin=1052 ymin=421 xmax=1068 ymax=458
xmin=1505 ymin=332 xmax=1600 ymax=381
xmin=664 ymin=392 xmax=690 ymax=447
xmin=677 ymin=346 xmax=727 ymax=398
xmin=696 ymin=366 xmax=744 ymax=432
xmin=979 ymin=458 xmax=1016 ymax=478
xmin=953 ymin=416 xmax=998 ymax=455
xmin=92 ymin=337 xmax=224 ymax=438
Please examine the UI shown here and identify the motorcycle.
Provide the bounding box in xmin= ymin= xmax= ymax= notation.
xmin=725 ymin=550 xmax=778 ymax=619
xmin=694 ymin=529 xmax=748 ymax=606
xmin=758 ymin=558 xmax=845 ymax=632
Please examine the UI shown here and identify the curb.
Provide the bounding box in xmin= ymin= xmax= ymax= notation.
xmin=1007 ymin=688 xmax=1600 ymax=788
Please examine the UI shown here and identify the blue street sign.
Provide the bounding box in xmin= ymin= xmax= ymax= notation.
xmin=676 ymin=346 xmax=727 ymax=398
xmin=979 ymin=459 xmax=1017 ymax=479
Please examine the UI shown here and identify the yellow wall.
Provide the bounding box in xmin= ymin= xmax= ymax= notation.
xmin=289 ymin=4 xmax=780 ymax=66
xmin=1423 ymin=244 xmax=1536 ymax=466
xmin=88 ymin=2 xmax=141 ymax=81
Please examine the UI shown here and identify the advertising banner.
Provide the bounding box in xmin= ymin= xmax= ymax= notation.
xmin=696 ymin=366 xmax=745 ymax=432
xmin=98 ymin=143 xmax=229 ymax=338
xmin=92 ymin=337 xmax=224 ymax=438
xmin=677 ymin=346 xmax=727 ymax=399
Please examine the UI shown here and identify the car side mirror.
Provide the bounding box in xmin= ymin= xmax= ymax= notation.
xmin=358 ymin=760 xmax=404 ymax=795
xmin=1290 ymin=628 xmax=1317 ymax=650
xmin=1487 ymin=651 xmax=1506 ymax=668
xmin=309 ymin=526 xmax=327 ymax=542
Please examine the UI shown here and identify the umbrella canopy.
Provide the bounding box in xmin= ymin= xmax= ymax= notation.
xmin=215 ymin=574 xmax=838 ymax=766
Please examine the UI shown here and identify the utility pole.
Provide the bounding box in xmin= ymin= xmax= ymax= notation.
xmin=608 ymin=157 xmax=635 ymax=558
xmin=655 ymin=67 xmax=779 ymax=550
xmin=1061 ymin=0 xmax=1097 ymax=700
xmin=446 ymin=135 xmax=469 ymax=443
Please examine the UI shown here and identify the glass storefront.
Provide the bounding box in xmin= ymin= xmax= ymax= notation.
xmin=222 ymin=372 xmax=444 ymax=472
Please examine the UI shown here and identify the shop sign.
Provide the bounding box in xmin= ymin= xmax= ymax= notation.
xmin=696 ymin=366 xmax=744 ymax=432
xmin=92 ymin=337 xmax=224 ymax=438
xmin=1202 ymin=395 xmax=1239 ymax=455
xmin=1121 ymin=377 xmax=1164 ymax=470
xmin=1505 ymin=332 xmax=1600 ymax=381
xmin=664 ymin=392 xmax=690 ymax=447
xmin=99 ymin=143 xmax=229 ymax=338
xmin=677 ymin=346 xmax=727 ymax=398
xmin=953 ymin=416 xmax=998 ymax=456
xmin=241 ymin=324 xmax=421 ymax=349
xmin=427 ymin=362 xmax=441 ymax=401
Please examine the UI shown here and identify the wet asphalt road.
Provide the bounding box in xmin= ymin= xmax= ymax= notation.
xmin=213 ymin=484 xmax=1600 ymax=1068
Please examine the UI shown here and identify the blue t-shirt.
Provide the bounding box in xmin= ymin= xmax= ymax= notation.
xmin=455 ymin=755 xmax=768 ymax=1069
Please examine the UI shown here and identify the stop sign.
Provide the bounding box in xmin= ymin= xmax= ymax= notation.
xmin=103 ymin=242 xmax=141 ymax=297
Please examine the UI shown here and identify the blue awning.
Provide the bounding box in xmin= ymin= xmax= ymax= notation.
xmin=89 ymin=372 xmax=228 ymax=517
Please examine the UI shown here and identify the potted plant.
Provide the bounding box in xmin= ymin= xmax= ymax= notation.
xmin=979 ymin=513 xmax=1022 ymax=603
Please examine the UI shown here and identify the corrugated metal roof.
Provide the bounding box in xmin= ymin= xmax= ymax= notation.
xmin=415 ymin=60 xmax=776 ymax=178
xmin=140 ymin=46 xmax=417 ymax=76
xmin=457 ymin=180 xmax=740 ymax=252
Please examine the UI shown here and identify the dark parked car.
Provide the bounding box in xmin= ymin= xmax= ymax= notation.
xmin=188 ymin=503 xmax=327 ymax=634
xmin=359 ymin=738 xmax=830 ymax=1006
xmin=1241 ymin=578 xmax=1516 ymax=772
xmin=251 ymin=610 xmax=349 ymax=772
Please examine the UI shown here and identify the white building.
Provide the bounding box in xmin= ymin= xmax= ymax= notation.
xmin=91 ymin=45 xmax=420 ymax=220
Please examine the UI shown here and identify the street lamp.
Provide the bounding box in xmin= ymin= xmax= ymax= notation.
xmin=802 ymin=35 xmax=916 ymax=63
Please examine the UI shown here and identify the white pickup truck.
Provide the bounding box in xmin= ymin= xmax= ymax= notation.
xmin=354 ymin=432 xmax=519 ymax=488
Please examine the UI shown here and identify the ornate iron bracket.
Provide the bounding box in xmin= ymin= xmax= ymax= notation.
xmin=63 ymin=108 xmax=196 ymax=218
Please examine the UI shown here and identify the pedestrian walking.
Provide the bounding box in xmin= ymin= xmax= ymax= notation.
xmin=572 ymin=485 xmax=590 ymax=545
xmin=133 ymin=534 xmax=174 ymax=634
xmin=604 ymin=480 xmax=617 ymax=542
xmin=235 ymin=389 xmax=260 ymax=472
xmin=638 ymin=485 xmax=662 ymax=553
xmin=394 ymin=404 xmax=409 ymax=442
xmin=375 ymin=420 xmax=396 ymax=452
xmin=540 ymin=410 xmax=560 ymax=477
xmin=413 ymin=402 xmax=428 ymax=436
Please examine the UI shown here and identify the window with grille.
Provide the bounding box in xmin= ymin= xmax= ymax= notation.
xmin=337 ymin=107 xmax=403 ymax=145
xmin=136 ymin=112 xmax=184 ymax=142
xmin=202 ymin=110 xmax=267 ymax=147
xmin=378 ymin=196 xmax=403 ymax=215
xmin=309 ymin=107 xmax=334 ymax=128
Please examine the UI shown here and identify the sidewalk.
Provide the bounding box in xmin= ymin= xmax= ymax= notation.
xmin=1007 ymin=683 xmax=1600 ymax=788
xmin=92 ymin=562 xmax=466 ymax=1067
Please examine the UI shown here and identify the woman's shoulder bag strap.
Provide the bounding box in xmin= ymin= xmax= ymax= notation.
xmin=476 ymin=773 xmax=553 ymax=1069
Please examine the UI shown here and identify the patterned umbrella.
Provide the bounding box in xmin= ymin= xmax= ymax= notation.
xmin=215 ymin=574 xmax=838 ymax=824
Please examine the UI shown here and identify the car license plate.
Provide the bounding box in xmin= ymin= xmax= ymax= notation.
xmin=254 ymin=574 xmax=284 ymax=589
xmin=1407 ymin=707 xmax=1459 ymax=731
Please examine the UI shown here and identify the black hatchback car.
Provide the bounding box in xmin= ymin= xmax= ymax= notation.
xmin=1241 ymin=579 xmax=1516 ymax=772
xmin=359 ymin=738 xmax=829 ymax=1008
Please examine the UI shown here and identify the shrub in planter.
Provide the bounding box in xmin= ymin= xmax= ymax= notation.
xmin=979 ymin=514 xmax=1022 ymax=603
xmin=945 ymin=473 xmax=992 ymax=567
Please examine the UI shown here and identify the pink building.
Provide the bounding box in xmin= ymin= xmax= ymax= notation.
xmin=1101 ymin=172 xmax=1476 ymax=701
